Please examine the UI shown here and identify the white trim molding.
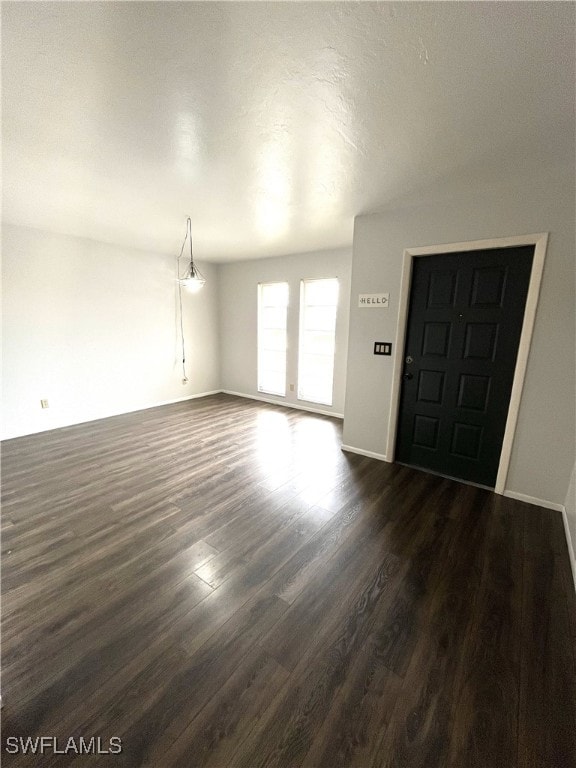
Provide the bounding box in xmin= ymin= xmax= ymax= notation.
xmin=502 ymin=490 xmax=564 ymax=512
xmin=222 ymin=390 xmax=344 ymax=419
xmin=385 ymin=232 xmax=549 ymax=497
xmin=341 ymin=445 xmax=387 ymax=462
xmin=156 ymin=390 xmax=223 ymax=406
xmin=561 ymin=508 xmax=576 ymax=593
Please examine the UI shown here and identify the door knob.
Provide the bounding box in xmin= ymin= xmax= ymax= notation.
xmin=403 ymin=372 xmax=413 ymax=380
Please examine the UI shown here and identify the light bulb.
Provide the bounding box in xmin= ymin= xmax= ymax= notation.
xmin=180 ymin=276 xmax=205 ymax=293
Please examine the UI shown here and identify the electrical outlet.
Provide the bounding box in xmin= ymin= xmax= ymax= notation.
xmin=41 ymin=399 xmax=49 ymax=408
xmin=289 ymin=384 xmax=295 ymax=392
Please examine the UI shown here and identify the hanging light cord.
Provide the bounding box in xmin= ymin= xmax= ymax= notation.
xmin=176 ymin=219 xmax=191 ymax=382
xmin=177 ymin=217 xmax=195 ymax=280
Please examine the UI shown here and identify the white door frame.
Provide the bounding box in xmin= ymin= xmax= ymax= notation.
xmin=385 ymin=232 xmax=549 ymax=495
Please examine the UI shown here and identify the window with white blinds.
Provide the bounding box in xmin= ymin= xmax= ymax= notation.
xmin=298 ymin=278 xmax=339 ymax=406
xmin=257 ymin=282 xmax=289 ymax=396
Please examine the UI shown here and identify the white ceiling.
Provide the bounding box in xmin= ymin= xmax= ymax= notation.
xmin=2 ymin=2 xmax=574 ymax=262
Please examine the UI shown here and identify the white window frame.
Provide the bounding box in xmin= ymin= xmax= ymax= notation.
xmin=297 ymin=277 xmax=339 ymax=407
xmin=257 ymin=281 xmax=289 ymax=397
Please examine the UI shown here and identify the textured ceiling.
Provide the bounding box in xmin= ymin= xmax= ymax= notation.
xmin=2 ymin=2 xmax=574 ymax=262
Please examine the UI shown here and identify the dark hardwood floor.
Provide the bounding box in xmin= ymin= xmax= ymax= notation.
xmin=1 ymin=393 xmax=575 ymax=767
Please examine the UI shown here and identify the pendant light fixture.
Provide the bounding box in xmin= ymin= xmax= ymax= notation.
xmin=177 ymin=216 xmax=206 ymax=292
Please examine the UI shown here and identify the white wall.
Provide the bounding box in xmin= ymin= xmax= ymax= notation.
xmin=219 ymin=248 xmax=352 ymax=416
xmin=343 ymin=163 xmax=575 ymax=507
xmin=1 ymin=223 xmax=220 ymax=439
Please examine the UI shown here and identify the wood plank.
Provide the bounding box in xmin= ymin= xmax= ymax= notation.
xmin=445 ymin=492 xmax=525 ymax=768
xmin=301 ymin=635 xmax=403 ymax=768
xmin=118 ymin=593 xmax=290 ymax=767
xmin=160 ymin=648 xmax=289 ymax=768
xmin=518 ymin=551 xmax=576 ymax=768
xmin=1 ymin=394 xmax=574 ymax=768
xmin=232 ymin=552 xmax=403 ymax=768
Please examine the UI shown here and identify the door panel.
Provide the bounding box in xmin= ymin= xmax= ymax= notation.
xmin=395 ymin=246 xmax=534 ymax=487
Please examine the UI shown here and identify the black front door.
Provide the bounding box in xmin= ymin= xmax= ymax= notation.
xmin=395 ymin=246 xmax=534 ymax=487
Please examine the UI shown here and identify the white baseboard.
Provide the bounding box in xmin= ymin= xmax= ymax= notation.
xmin=1 ymin=390 xmax=223 ymax=441
xmin=561 ymin=507 xmax=576 ymax=592
xmin=222 ymin=390 xmax=344 ymax=419
xmin=341 ymin=444 xmax=387 ymax=462
xmin=502 ymin=490 xmax=564 ymax=512
xmin=155 ymin=390 xmax=223 ymax=407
